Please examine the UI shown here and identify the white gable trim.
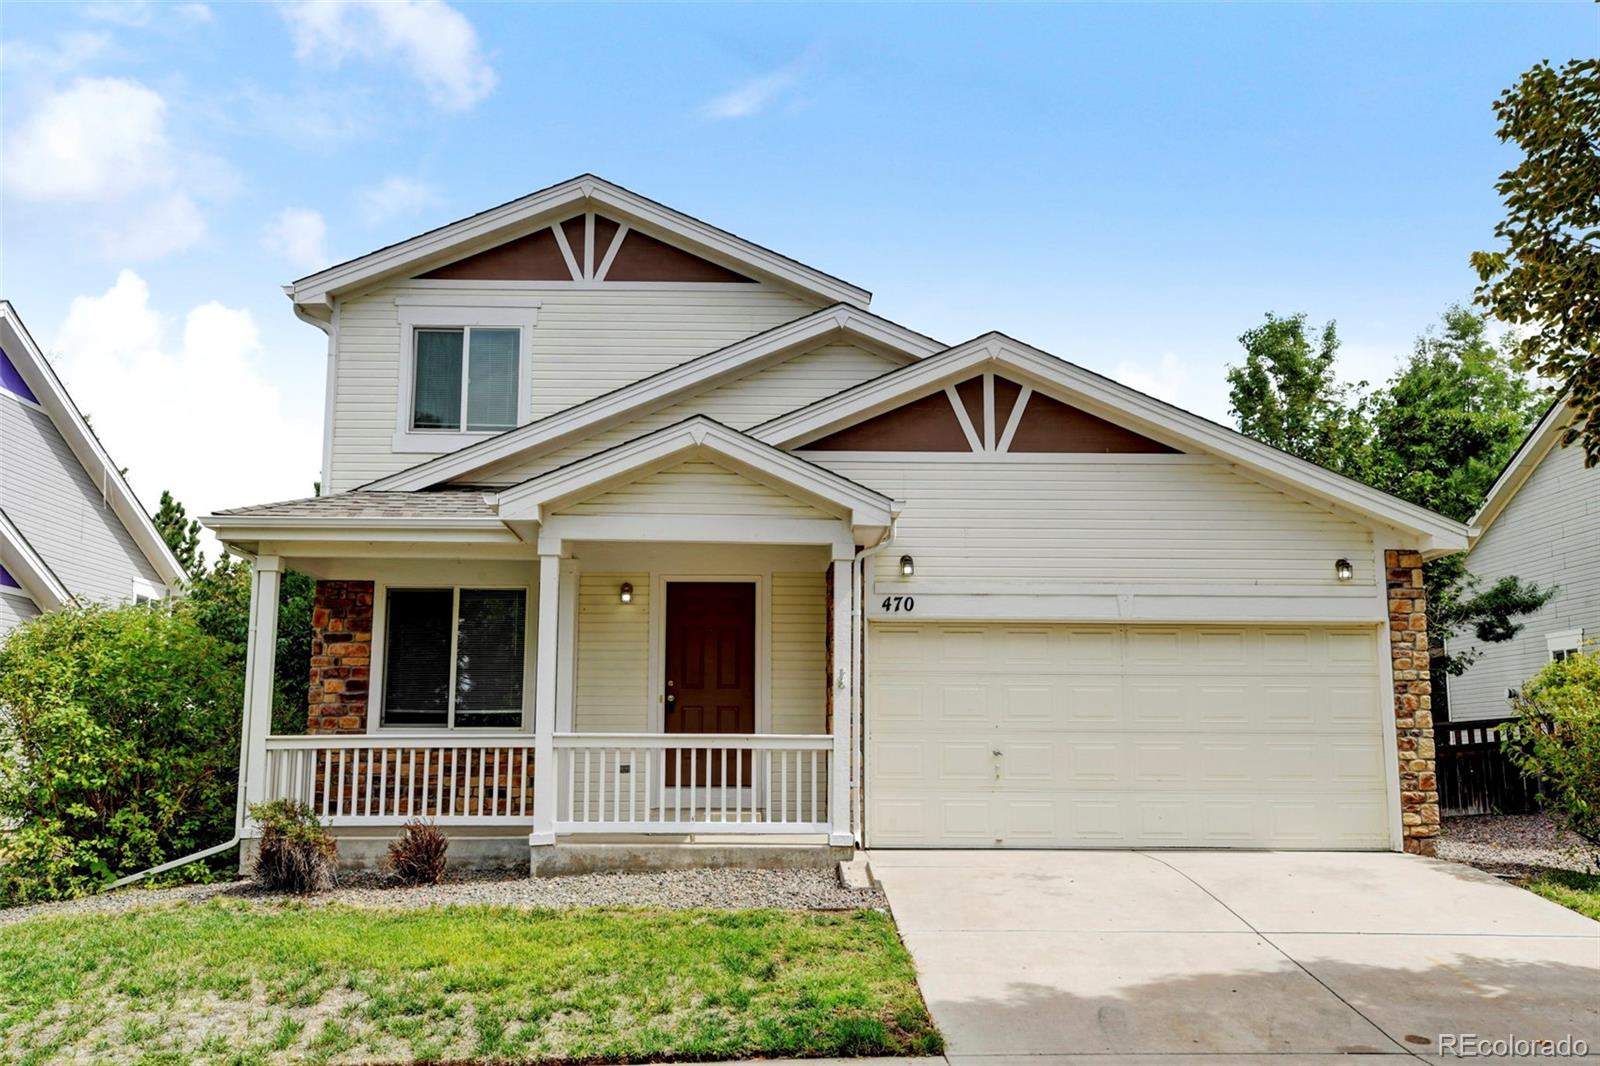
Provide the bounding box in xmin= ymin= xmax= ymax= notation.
xmin=0 ymin=303 xmax=186 ymax=587
xmin=289 ymin=174 xmax=870 ymax=311
xmin=496 ymin=416 xmax=895 ymax=530
xmin=0 ymin=508 xmax=71 ymax=609
xmin=1469 ymin=398 xmax=1576 ymax=541
xmin=754 ymin=332 xmax=1470 ymax=554
xmin=362 ymin=305 xmax=943 ymax=492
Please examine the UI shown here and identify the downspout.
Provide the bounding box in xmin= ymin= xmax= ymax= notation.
xmin=851 ymin=514 xmax=899 ymax=848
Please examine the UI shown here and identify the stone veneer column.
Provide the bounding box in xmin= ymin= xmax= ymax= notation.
xmin=307 ymin=580 xmax=374 ymax=734
xmin=1386 ymin=550 xmax=1439 ymax=855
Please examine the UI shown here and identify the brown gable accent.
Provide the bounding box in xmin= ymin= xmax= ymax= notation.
xmin=605 ymin=228 xmax=756 ymax=283
xmin=806 ymin=390 xmax=973 ymax=452
xmin=560 ymin=215 xmax=588 ymax=269
xmin=592 ymin=215 xmax=621 ymax=264
xmin=954 ymin=376 xmax=984 ymax=440
xmin=1008 ymin=391 xmax=1178 ymax=453
xmin=417 ymin=227 xmax=573 ymax=281
xmin=993 ymin=376 xmax=1024 ymax=434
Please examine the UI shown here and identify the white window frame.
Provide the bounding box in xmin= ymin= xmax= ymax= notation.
xmin=372 ymin=582 xmax=534 ymax=733
xmin=393 ymin=296 xmax=538 ymax=453
xmin=1546 ymin=628 xmax=1584 ymax=662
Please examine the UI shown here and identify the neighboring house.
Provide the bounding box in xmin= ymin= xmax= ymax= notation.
xmin=0 ymin=302 xmax=183 ymax=637
xmin=1446 ymin=400 xmax=1598 ymax=722
xmin=201 ymin=175 xmax=1468 ymax=870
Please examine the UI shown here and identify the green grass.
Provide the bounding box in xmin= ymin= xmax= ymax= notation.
xmin=0 ymin=900 xmax=941 ymax=1065
xmin=1523 ymin=869 xmax=1600 ymax=921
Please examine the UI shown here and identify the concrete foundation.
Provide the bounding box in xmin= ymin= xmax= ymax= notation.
xmin=530 ymin=840 xmax=854 ymax=878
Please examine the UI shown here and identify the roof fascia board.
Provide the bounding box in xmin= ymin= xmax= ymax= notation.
xmin=0 ymin=305 xmax=186 ymax=586
xmin=497 ymin=417 xmax=892 ymax=526
xmin=290 ymin=175 xmax=870 ymax=309
xmin=363 ymin=306 xmax=943 ymax=492
xmin=755 ymin=334 xmax=1468 ymax=550
xmin=1468 ymin=400 xmax=1573 ymax=540
xmin=0 ymin=509 xmax=71 ymax=608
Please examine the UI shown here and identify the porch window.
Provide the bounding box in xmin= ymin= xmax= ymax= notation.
xmin=382 ymin=587 xmax=527 ymax=729
xmin=411 ymin=327 xmax=520 ymax=432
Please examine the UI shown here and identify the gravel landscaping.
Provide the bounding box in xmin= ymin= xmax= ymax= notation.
xmin=0 ymin=865 xmax=885 ymax=925
xmin=1438 ymin=812 xmax=1599 ymax=878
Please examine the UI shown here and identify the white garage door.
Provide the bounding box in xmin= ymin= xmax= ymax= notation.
xmin=867 ymin=623 xmax=1392 ymax=849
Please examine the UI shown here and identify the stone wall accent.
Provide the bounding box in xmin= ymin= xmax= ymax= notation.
xmin=1386 ymin=549 xmax=1438 ymax=855
xmin=308 ymin=580 xmax=374 ymax=734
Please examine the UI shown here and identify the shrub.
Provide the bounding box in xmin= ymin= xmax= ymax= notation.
xmin=386 ymin=820 xmax=449 ymax=885
xmin=250 ymin=800 xmax=337 ymax=894
xmin=1503 ymin=649 xmax=1600 ymax=860
xmin=0 ymin=602 xmax=242 ymax=903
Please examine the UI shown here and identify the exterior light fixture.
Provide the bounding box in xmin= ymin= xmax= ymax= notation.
xmin=619 ymin=582 xmax=633 ymax=604
xmin=1334 ymin=558 xmax=1354 ymax=582
xmin=899 ymin=555 xmax=915 ymax=577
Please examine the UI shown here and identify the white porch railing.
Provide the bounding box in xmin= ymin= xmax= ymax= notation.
xmin=262 ymin=735 xmax=536 ymax=826
xmin=553 ymin=733 xmax=832 ymax=834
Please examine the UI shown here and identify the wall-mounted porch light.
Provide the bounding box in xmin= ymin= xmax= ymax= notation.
xmin=899 ymin=555 xmax=915 ymax=577
xmin=619 ymin=581 xmax=633 ymax=604
xmin=1334 ymin=558 xmax=1354 ymax=582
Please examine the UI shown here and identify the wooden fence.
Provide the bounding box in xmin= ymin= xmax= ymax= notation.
xmin=1436 ymin=718 xmax=1542 ymax=816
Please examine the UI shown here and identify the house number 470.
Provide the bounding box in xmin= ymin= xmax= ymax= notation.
xmin=880 ymin=595 xmax=915 ymax=613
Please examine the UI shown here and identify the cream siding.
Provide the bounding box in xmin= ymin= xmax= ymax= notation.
xmin=1447 ymin=439 xmax=1600 ymax=722
xmin=574 ymin=572 xmax=651 ymax=732
xmin=558 ymin=460 xmax=837 ymax=520
xmin=0 ymin=590 xmax=40 ymax=634
xmin=0 ymin=398 xmax=161 ymax=605
xmin=328 ymin=285 xmax=818 ymax=490
xmin=805 ymin=455 xmax=1376 ymax=590
xmin=470 ymin=343 xmax=904 ymax=486
xmin=771 ymin=571 xmax=827 ymax=733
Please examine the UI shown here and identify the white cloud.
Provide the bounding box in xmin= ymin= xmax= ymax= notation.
xmin=262 ymin=207 xmax=329 ymax=272
xmin=97 ymin=193 xmax=207 ymax=261
xmin=280 ymin=0 xmax=496 ymax=111
xmin=356 ymin=175 xmax=441 ymax=225
xmin=78 ymin=1 xmax=212 ymax=27
xmin=0 ymin=31 xmax=114 ymax=80
xmin=53 ymin=271 xmax=321 ymax=563
xmin=701 ymin=66 xmax=798 ymax=120
xmin=1114 ymin=351 xmax=1234 ymax=425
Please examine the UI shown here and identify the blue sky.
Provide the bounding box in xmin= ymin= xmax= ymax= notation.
xmin=2 ymin=1 xmax=1594 ymax=552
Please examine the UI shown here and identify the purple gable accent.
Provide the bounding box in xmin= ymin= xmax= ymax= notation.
xmin=0 ymin=564 xmax=19 ymax=589
xmin=0 ymin=347 xmax=39 ymax=404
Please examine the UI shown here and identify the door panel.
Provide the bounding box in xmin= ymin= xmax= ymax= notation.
xmin=664 ymin=582 xmax=755 ymax=786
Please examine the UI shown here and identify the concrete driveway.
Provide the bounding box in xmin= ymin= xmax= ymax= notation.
xmin=869 ymin=850 xmax=1599 ymax=1063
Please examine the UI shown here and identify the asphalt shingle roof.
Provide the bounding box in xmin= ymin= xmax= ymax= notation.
xmin=211 ymin=490 xmax=495 ymax=519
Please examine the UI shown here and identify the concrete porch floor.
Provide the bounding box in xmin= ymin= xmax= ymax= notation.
xmin=867 ymin=849 xmax=1599 ymax=1063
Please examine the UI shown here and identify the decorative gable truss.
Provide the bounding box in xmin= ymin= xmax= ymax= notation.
xmin=805 ymin=372 xmax=1177 ymax=454
xmin=418 ymin=212 xmax=757 ymax=285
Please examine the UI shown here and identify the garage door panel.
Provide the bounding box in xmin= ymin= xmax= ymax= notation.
xmin=867 ymin=622 xmax=1390 ymax=849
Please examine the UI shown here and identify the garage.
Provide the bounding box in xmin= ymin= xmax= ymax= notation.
xmin=866 ymin=622 xmax=1392 ymax=849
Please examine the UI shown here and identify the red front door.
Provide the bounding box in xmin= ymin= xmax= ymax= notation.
xmin=664 ymin=581 xmax=755 ymax=785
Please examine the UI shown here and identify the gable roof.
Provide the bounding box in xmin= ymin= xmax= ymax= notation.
xmin=0 ymin=507 xmax=72 ymax=609
xmin=754 ymin=331 xmax=1471 ymax=555
xmin=362 ymin=303 xmax=945 ymax=492
xmin=0 ymin=302 xmax=186 ymax=588
xmin=288 ymin=174 xmax=870 ymax=313
xmin=1469 ymin=397 xmax=1579 ymax=541
xmin=497 ymin=415 xmax=894 ymax=532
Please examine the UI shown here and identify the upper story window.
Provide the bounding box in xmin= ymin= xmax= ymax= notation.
xmin=393 ymin=297 xmax=538 ymax=453
xmin=413 ymin=327 xmax=519 ymax=432
xmin=1547 ymin=629 xmax=1584 ymax=662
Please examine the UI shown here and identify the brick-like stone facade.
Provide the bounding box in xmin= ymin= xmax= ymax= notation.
xmin=1386 ymin=549 xmax=1438 ymax=855
xmin=308 ymin=580 xmax=374 ymax=734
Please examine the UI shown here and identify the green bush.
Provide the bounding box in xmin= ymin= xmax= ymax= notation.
xmin=249 ymin=799 xmax=337 ymax=893
xmin=1503 ymin=649 xmax=1600 ymax=859
xmin=0 ymin=602 xmax=244 ymax=903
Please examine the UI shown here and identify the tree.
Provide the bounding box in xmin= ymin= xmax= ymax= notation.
xmin=185 ymin=556 xmax=315 ymax=735
xmin=152 ymin=489 xmax=203 ymax=575
xmin=1502 ymin=649 xmax=1600 ymax=859
xmin=1471 ymin=58 xmax=1600 ymax=466
xmin=1226 ymin=313 xmax=1370 ymax=476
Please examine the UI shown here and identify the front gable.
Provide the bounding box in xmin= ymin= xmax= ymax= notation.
xmin=553 ymin=459 xmax=843 ymax=522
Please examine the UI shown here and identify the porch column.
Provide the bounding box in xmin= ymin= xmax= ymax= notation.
xmin=530 ymin=551 xmax=562 ymax=846
xmin=240 ymin=555 xmax=281 ymax=833
xmin=829 ymin=556 xmax=854 ymax=847
xmin=555 ymin=558 xmax=580 ymax=732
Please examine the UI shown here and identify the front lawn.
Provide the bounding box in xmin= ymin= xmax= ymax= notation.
xmin=0 ymin=900 xmax=940 ymax=1065
xmin=1523 ymin=869 xmax=1600 ymax=921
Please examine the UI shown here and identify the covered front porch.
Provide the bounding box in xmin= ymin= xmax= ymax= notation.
xmin=213 ymin=419 xmax=893 ymax=868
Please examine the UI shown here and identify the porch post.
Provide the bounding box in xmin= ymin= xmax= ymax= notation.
xmin=829 ymin=556 xmax=854 ymax=847
xmin=240 ymin=555 xmax=281 ymax=833
xmin=555 ymin=559 xmax=580 ymax=732
xmin=530 ymin=551 xmax=562 ymax=846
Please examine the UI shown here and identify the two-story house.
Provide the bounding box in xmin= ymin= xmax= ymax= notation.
xmin=0 ymin=302 xmax=183 ymax=636
xmin=202 ymin=176 xmax=1469 ymax=872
